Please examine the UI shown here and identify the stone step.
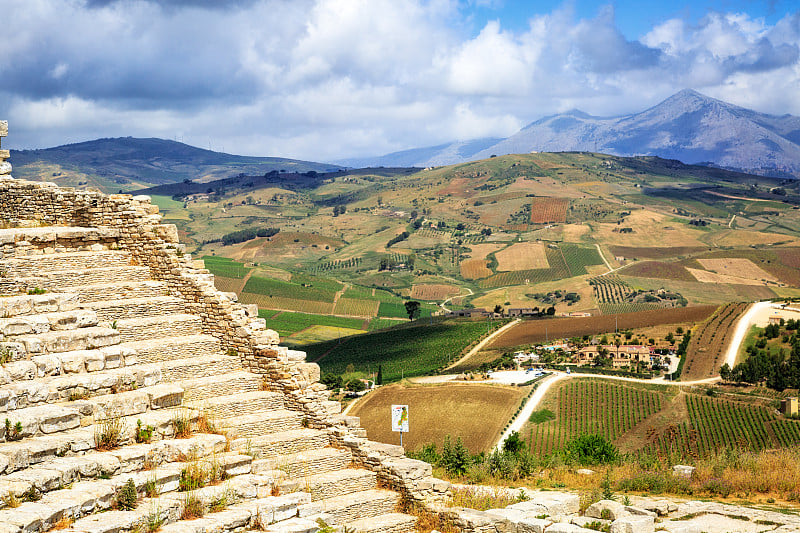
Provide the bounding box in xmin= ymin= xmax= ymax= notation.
xmin=232 ymin=428 xmax=330 ymax=459
xmin=309 ymin=488 xmax=401 ymax=525
xmin=158 ymin=354 xmax=242 ymax=383
xmin=0 ymin=250 xmax=129 ymax=277
xmin=194 ymin=390 xmax=285 ymax=418
xmin=180 ymin=371 xmax=263 ymax=402
xmin=222 ymin=410 xmax=304 ymax=439
xmin=119 ymin=334 xmax=221 ymax=364
xmin=0 ymin=408 xmax=204 ymax=472
xmin=85 ymin=296 xmax=185 ymax=321
xmin=73 ymin=280 xmax=169 ymax=304
xmin=116 ymin=314 xmax=202 ymax=342
xmin=13 ymin=326 xmax=119 ymax=355
xmin=252 ymin=447 xmax=352 ymax=479
xmin=0 ymin=226 xmax=119 ymax=246
xmin=15 ymin=266 xmax=152 ymax=291
xmin=347 ymin=512 xmax=418 ymax=533
xmin=0 ymin=433 xmax=226 ymax=505
xmin=0 ymin=292 xmax=79 ymax=318
xmin=0 ymin=404 xmax=81 ymax=440
xmin=2 ymin=365 xmax=165 ymax=411
xmin=279 ymin=468 xmax=377 ymax=501
xmin=0 ymin=309 xmax=98 ymax=337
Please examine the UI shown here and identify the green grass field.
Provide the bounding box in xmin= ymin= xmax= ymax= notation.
xmin=244 ymin=274 xmax=341 ymax=302
xmin=258 ymin=309 xmax=366 ymax=337
xmin=377 ymin=301 xmax=438 ymax=318
xmin=307 ymin=320 xmax=506 ymax=381
xmin=202 ymin=256 xmax=251 ymax=279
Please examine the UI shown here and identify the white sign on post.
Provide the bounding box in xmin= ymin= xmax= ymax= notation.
xmin=391 ymin=405 xmax=409 ymax=446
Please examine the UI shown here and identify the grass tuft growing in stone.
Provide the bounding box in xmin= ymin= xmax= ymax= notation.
xmin=94 ymin=412 xmax=126 ymax=451
xmin=181 ymin=492 xmax=204 ymax=520
xmin=172 ymin=409 xmax=192 ymax=438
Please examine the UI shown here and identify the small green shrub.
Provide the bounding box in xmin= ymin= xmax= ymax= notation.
xmin=116 ymin=479 xmax=138 ymax=510
xmin=136 ymin=419 xmax=154 ymax=444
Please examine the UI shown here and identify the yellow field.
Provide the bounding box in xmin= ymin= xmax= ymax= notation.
xmin=590 ymin=210 xmax=708 ymax=247
xmin=464 ymin=243 xmax=504 ymax=259
xmin=289 ymin=325 xmax=366 ymax=345
xmin=410 ymin=284 xmax=460 ymax=300
xmin=711 ymin=229 xmax=800 ymax=247
xmin=687 ymin=267 xmax=772 ymax=286
xmin=495 ymin=242 xmax=549 ymax=271
xmin=460 ymin=259 xmax=493 ymax=280
xmin=697 ymin=258 xmax=778 ymax=283
xmin=471 ymin=276 xmax=596 ymax=314
xmin=348 ymin=382 xmax=526 ymax=453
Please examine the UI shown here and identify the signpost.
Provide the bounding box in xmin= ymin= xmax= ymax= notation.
xmin=391 ymin=405 xmax=409 ymax=447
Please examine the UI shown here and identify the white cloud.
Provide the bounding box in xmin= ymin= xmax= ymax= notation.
xmin=0 ymin=0 xmax=798 ymax=160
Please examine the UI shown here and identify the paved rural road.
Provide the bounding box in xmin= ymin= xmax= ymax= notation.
xmin=722 ymin=300 xmax=775 ymax=369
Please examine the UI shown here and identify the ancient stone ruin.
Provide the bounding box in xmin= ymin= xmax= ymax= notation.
xmin=0 ymin=120 xmax=448 ymax=533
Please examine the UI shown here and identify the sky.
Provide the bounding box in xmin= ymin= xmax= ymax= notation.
xmin=1 ymin=0 xmax=799 ymax=162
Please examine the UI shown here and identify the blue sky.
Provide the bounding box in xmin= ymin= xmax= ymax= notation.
xmin=1 ymin=0 xmax=798 ymax=161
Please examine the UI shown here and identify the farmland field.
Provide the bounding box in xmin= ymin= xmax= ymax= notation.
xmin=523 ymin=380 xmax=666 ymax=456
xmin=243 ymin=274 xmax=341 ymax=302
xmin=495 ymin=242 xmax=549 ymax=271
xmin=696 ymin=258 xmax=778 ymax=282
xmin=349 ymin=382 xmax=527 ymax=453
xmin=377 ymin=301 xmax=438 ymax=319
xmin=479 ymin=246 xmax=570 ymax=288
xmin=460 ymin=258 xmax=492 ymax=279
xmin=560 ymin=244 xmax=604 ymax=276
xmin=687 ymin=267 xmax=774 ymax=286
xmin=410 ymin=284 xmax=460 ymax=301
xmin=609 ymin=246 xmax=706 ymax=260
xmin=213 ymin=276 xmax=245 ymax=293
xmin=307 ymin=320 xmax=507 ymax=381
xmin=487 ymin=306 xmax=717 ymax=349
xmin=621 ymin=261 xmax=695 ymax=281
xmin=332 ymin=297 xmax=379 ymax=317
xmin=238 ymin=293 xmax=334 ymax=315
xmin=680 ymin=302 xmax=749 ymax=381
xmin=289 ymin=325 xmax=367 ymax=345
xmin=530 ymin=197 xmax=569 ymax=224
xmin=202 ymin=256 xmax=251 ymax=279
xmin=258 ymin=310 xmax=366 ymax=338
xmin=653 ymin=394 xmax=800 ymax=456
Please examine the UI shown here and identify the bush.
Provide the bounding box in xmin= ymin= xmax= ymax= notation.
xmin=116 ymin=479 xmax=138 ymax=510
xmin=563 ymin=434 xmax=618 ymax=466
xmin=440 ymin=435 xmax=471 ymax=477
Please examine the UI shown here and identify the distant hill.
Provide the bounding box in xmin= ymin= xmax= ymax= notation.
xmin=335 ymin=137 xmax=502 ymax=168
xmin=10 ymin=137 xmax=343 ymax=188
xmin=342 ymin=90 xmax=800 ymax=179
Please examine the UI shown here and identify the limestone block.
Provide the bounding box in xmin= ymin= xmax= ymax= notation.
xmin=297 ymin=362 xmax=320 ymax=384
xmin=47 ymin=309 xmax=98 ymax=330
xmin=85 ymin=351 xmax=105 ymax=371
xmin=386 ymin=457 xmax=433 ymax=480
xmin=485 ymin=508 xmax=551 ymax=533
xmin=630 ymin=499 xmax=675 ymax=516
xmin=262 ymin=517 xmax=320 ymax=533
xmin=0 ymin=315 xmax=50 ymax=336
xmin=546 ymin=524 xmax=598 ymax=532
xmin=672 ymin=465 xmax=695 ymax=478
xmin=0 ymin=368 xmax=11 ymax=386
xmin=0 ymin=120 xmax=7 ymax=136
xmin=146 ymin=384 xmax=183 ymax=409
xmin=4 ymin=360 xmax=37 ymax=381
xmin=0 ymin=343 xmax=25 ymax=364
xmin=35 ymin=405 xmax=81 ymax=434
xmin=60 ymin=351 xmax=86 ymax=373
xmin=586 ymin=500 xmax=628 ymax=520
xmin=255 ymin=493 xmax=313 ymax=524
xmin=32 ymin=354 xmax=62 ymax=377
xmin=610 ymin=515 xmax=654 ymax=533
xmin=509 ymin=491 xmax=580 ymax=516
xmin=0 ymin=389 xmax=8 ymax=412
xmin=624 ymin=506 xmax=656 ymax=518
xmin=0 ymin=162 xmax=10 ymax=175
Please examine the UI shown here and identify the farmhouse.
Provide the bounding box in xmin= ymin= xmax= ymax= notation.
xmin=576 ymin=344 xmax=653 ymax=369
xmin=449 ymin=307 xmax=490 ymax=317
xmin=508 ymin=307 xmax=539 ymax=317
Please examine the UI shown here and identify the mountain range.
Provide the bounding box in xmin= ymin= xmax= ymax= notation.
xmin=336 ymin=90 xmax=800 ymax=178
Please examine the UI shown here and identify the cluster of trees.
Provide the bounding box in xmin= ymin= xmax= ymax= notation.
xmin=720 ymin=319 xmax=800 ymax=390
xmin=205 ymin=227 xmax=280 ymax=246
xmin=386 ymin=231 xmax=410 ymax=248
xmin=332 ymin=204 xmax=347 ymax=216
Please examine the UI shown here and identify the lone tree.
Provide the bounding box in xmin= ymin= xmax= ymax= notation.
xmin=404 ymin=300 xmax=421 ymax=321
xmin=376 ymin=365 xmax=383 ymax=386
